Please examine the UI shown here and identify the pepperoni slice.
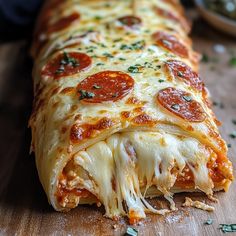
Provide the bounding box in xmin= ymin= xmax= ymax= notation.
xmin=154 ymin=7 xmax=190 ymax=32
xmin=33 ymin=11 xmax=79 ymax=56
xmin=77 ymin=71 xmax=134 ymax=103
xmin=42 ymin=52 xmax=92 ymax=79
xmin=118 ymin=15 xmax=142 ymax=28
xmin=157 ymin=87 xmax=206 ymax=122
xmin=152 ymin=31 xmax=188 ymax=58
xmin=48 ymin=12 xmax=80 ymax=33
xmin=165 ymin=60 xmax=203 ymax=91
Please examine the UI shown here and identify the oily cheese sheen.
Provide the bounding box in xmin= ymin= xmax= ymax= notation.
xmin=30 ymin=0 xmax=233 ymax=223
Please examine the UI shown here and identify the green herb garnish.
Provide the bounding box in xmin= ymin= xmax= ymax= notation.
xmin=124 ymin=227 xmax=138 ymax=236
xmin=183 ymin=95 xmax=192 ymax=102
xmin=103 ymin=52 xmax=114 ymax=58
xmin=171 ymin=104 xmax=180 ymax=110
xmin=219 ymin=224 xmax=236 ymax=233
xmin=131 ymin=40 xmax=145 ymax=50
xmin=212 ymin=101 xmax=224 ymax=109
xmin=78 ymin=90 xmax=95 ymax=100
xmin=120 ymin=40 xmax=145 ymax=51
xmin=99 ymin=43 xmax=106 ymax=48
xmin=61 ymin=52 xmax=79 ymax=67
xmin=177 ymin=71 xmax=184 ymax=77
xmin=96 ymin=63 xmax=104 ymax=66
xmin=158 ymin=79 xmax=165 ymax=83
xmin=55 ymin=65 xmax=65 ymax=74
xmin=229 ymin=57 xmax=236 ymax=67
xmin=86 ymin=49 xmax=94 ymax=53
xmin=92 ymin=84 xmax=101 ymax=89
xmin=119 ymin=58 xmax=126 ymax=61
xmin=201 ymin=53 xmax=209 ymax=63
xmin=148 ymin=48 xmax=155 ymax=53
xmin=229 ymin=131 xmax=236 ymax=139
xmin=120 ymin=44 xmax=131 ymax=50
xmin=94 ymin=16 xmax=102 ymax=20
xmin=113 ymin=38 xmax=122 ymax=43
xmin=204 ymin=219 xmax=213 ymax=225
xmin=112 ymin=92 xmax=118 ymax=98
xmin=128 ymin=66 xmax=141 ymax=73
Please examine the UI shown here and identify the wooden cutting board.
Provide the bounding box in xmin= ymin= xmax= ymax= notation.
xmin=0 ymin=12 xmax=235 ymax=236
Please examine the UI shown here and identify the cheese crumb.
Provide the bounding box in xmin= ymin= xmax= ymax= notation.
xmin=182 ymin=197 xmax=215 ymax=212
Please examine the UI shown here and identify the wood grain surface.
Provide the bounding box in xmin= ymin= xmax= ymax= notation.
xmin=0 ymin=11 xmax=235 ymax=236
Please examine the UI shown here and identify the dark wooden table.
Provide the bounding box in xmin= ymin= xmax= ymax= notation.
xmin=0 ymin=12 xmax=235 ymax=236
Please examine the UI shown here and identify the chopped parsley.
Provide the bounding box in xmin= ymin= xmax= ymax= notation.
xmin=113 ymin=38 xmax=122 ymax=43
xmin=148 ymin=48 xmax=155 ymax=53
xmin=158 ymin=79 xmax=165 ymax=83
xmin=55 ymin=52 xmax=80 ymax=74
xmin=86 ymin=49 xmax=94 ymax=53
xmin=92 ymin=84 xmax=101 ymax=89
xmin=131 ymin=40 xmax=145 ymax=50
xmin=144 ymin=62 xmax=152 ymax=67
xmin=103 ymin=52 xmax=114 ymax=58
xmin=112 ymin=92 xmax=118 ymax=98
xmin=212 ymin=101 xmax=224 ymax=109
xmin=120 ymin=40 xmax=145 ymax=51
xmin=94 ymin=16 xmax=102 ymax=20
xmin=85 ymin=46 xmax=97 ymax=50
xmin=128 ymin=65 xmax=141 ymax=73
xmin=119 ymin=58 xmax=126 ymax=61
xmin=204 ymin=219 xmax=213 ymax=225
xmin=201 ymin=53 xmax=209 ymax=63
xmin=78 ymin=90 xmax=95 ymax=100
xmin=229 ymin=131 xmax=236 ymax=139
xmin=120 ymin=44 xmax=131 ymax=50
xmin=98 ymin=43 xmax=106 ymax=48
xmin=219 ymin=224 xmax=236 ymax=233
xmin=60 ymin=52 xmax=79 ymax=67
xmin=124 ymin=227 xmax=138 ymax=236
xmin=183 ymin=95 xmax=192 ymax=102
xmin=177 ymin=71 xmax=184 ymax=77
xmin=171 ymin=104 xmax=180 ymax=110
xmin=229 ymin=57 xmax=236 ymax=67
xmin=55 ymin=65 xmax=65 ymax=74
xmin=96 ymin=63 xmax=105 ymax=66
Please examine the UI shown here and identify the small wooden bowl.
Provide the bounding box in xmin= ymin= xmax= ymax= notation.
xmin=194 ymin=0 xmax=236 ymax=37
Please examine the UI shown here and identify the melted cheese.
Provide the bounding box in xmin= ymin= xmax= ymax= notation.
xmin=32 ymin=0 xmax=224 ymax=156
xmin=62 ymin=131 xmax=213 ymax=219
